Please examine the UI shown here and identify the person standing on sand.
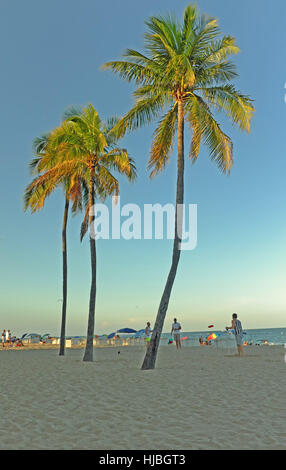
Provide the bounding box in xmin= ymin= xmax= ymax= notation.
xmin=226 ymin=313 xmax=245 ymax=356
xmin=144 ymin=322 xmax=152 ymax=348
xmin=6 ymin=330 xmax=11 ymax=346
xmin=1 ymin=330 xmax=5 ymax=347
xmin=171 ymin=318 xmax=182 ymax=349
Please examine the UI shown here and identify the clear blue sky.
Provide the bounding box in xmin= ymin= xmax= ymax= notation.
xmin=0 ymin=0 xmax=285 ymax=336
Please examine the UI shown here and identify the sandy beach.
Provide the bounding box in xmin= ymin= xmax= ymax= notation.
xmin=0 ymin=344 xmax=285 ymax=450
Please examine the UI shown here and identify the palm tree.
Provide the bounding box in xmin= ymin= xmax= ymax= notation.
xmin=24 ymin=134 xmax=86 ymax=356
xmin=102 ymin=3 xmax=255 ymax=369
xmin=30 ymin=105 xmax=136 ymax=362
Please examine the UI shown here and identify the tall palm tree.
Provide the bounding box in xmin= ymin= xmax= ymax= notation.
xmin=103 ymin=3 xmax=255 ymax=369
xmin=30 ymin=105 xmax=136 ymax=362
xmin=24 ymin=134 xmax=86 ymax=356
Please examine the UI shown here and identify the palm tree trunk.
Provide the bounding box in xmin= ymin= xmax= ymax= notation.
xmin=141 ymin=100 xmax=185 ymax=370
xmin=83 ymin=170 xmax=96 ymax=362
xmin=59 ymin=197 xmax=69 ymax=356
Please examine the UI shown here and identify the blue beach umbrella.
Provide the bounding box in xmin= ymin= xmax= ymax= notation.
xmin=107 ymin=332 xmax=116 ymax=339
xmin=117 ymin=328 xmax=137 ymax=333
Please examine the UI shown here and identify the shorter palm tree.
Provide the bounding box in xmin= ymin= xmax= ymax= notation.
xmin=29 ymin=105 xmax=136 ymax=361
xmin=25 ymin=134 xmax=86 ymax=356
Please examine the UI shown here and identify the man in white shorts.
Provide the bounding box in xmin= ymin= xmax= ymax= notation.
xmin=226 ymin=313 xmax=245 ymax=356
xmin=6 ymin=329 xmax=10 ymax=345
xmin=171 ymin=318 xmax=182 ymax=350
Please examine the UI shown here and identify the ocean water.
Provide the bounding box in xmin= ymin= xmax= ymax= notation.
xmin=160 ymin=327 xmax=286 ymax=346
xmin=73 ymin=327 xmax=286 ymax=348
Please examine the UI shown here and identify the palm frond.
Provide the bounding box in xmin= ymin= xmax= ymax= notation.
xmin=144 ymin=15 xmax=180 ymax=58
xmin=101 ymin=149 xmax=137 ymax=181
xmin=33 ymin=134 xmax=50 ymax=155
xmin=181 ymin=4 xmax=197 ymax=53
xmin=112 ymin=93 xmax=169 ymax=138
xmin=101 ymin=61 xmax=154 ymax=85
xmin=199 ymin=36 xmax=240 ymax=66
xmin=148 ymin=104 xmax=177 ymax=177
xmin=200 ymin=85 xmax=255 ymax=132
xmin=68 ymin=176 xmax=84 ymax=214
xmin=24 ymin=175 xmax=58 ymax=213
xmin=186 ymin=14 xmax=220 ymax=58
xmin=96 ymin=166 xmax=120 ymax=199
xmin=186 ymin=94 xmax=233 ymax=173
xmin=62 ymin=106 xmax=82 ymax=121
xmin=196 ymin=61 xmax=238 ymax=86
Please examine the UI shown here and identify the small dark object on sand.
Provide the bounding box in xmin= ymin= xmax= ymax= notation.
xmin=118 ymin=351 xmax=120 ymax=355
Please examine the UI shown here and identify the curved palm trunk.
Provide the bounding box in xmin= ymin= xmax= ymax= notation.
xmin=83 ymin=170 xmax=96 ymax=362
xmin=141 ymin=100 xmax=185 ymax=370
xmin=59 ymin=197 xmax=69 ymax=356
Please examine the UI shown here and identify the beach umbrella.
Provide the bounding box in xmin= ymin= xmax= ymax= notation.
xmin=42 ymin=333 xmax=51 ymax=338
xmin=208 ymin=325 xmax=214 ymax=328
xmin=207 ymin=333 xmax=217 ymax=341
xmin=181 ymin=336 xmax=188 ymax=341
xmin=21 ymin=333 xmax=28 ymax=339
xmin=107 ymin=332 xmax=116 ymax=339
xmin=117 ymin=328 xmax=137 ymax=333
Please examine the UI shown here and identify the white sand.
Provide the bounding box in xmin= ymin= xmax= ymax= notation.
xmin=0 ymin=345 xmax=285 ymax=450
